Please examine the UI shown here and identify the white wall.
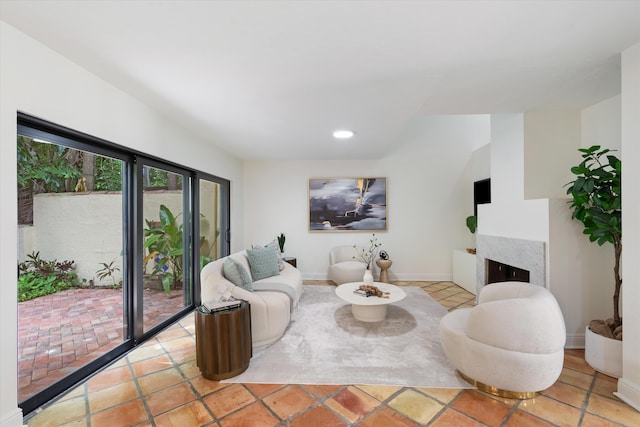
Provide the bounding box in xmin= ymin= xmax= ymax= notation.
xmin=489 ymin=115 xmax=525 ymax=204
xmin=582 ymin=95 xmax=621 ymax=151
xmin=471 ymin=143 xmax=491 ymax=182
xmin=480 ymin=114 xmax=550 ymax=241
xmin=616 ymin=42 xmax=640 ymax=412
xmin=524 ymin=110 xmax=581 ymax=200
xmin=547 ymin=198 xmax=615 ymax=343
xmin=0 ymin=22 xmax=244 ymax=426
xmin=480 ymin=107 xmax=620 ymax=349
xmin=243 ymin=115 xmax=490 ymax=281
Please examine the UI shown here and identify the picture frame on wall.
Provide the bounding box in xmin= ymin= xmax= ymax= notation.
xmin=308 ymin=177 xmax=387 ymax=231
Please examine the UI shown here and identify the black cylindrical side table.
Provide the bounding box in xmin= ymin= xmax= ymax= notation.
xmin=195 ymin=300 xmax=252 ymax=380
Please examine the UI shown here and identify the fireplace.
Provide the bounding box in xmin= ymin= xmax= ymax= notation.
xmin=487 ymin=259 xmax=530 ymax=283
xmin=476 ymin=235 xmax=546 ymax=294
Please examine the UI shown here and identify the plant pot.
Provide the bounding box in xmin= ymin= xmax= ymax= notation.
xmin=584 ymin=325 xmax=622 ymax=378
xmin=143 ymin=275 xmax=163 ymax=291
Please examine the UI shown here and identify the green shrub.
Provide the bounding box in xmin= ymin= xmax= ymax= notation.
xmin=18 ymin=252 xmax=80 ymax=302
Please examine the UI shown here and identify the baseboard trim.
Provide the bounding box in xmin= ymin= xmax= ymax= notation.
xmin=565 ymin=333 xmax=585 ymax=349
xmin=0 ymin=408 xmax=25 ymax=427
xmin=302 ymin=273 xmax=453 ymax=282
xmin=615 ymin=378 xmax=640 ymax=413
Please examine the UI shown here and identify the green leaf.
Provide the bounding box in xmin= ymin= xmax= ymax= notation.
xmin=167 ymin=248 xmax=183 ymax=257
xmin=466 ymin=216 xmax=477 ymax=234
xmin=579 ymin=145 xmax=600 ymax=154
xmin=583 ymin=179 xmax=594 ymax=193
xmin=566 ymin=145 xmax=621 ymax=250
xmin=570 ymin=166 xmax=589 ymax=175
xmin=143 ymin=234 xmax=161 ymax=248
xmin=159 ymin=205 xmax=175 ymax=228
xmin=162 ymin=274 xmax=173 ymax=295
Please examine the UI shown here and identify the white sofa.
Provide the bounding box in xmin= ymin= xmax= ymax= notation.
xmin=201 ymin=250 xmax=303 ymax=347
xmin=439 ymin=281 xmax=566 ymax=398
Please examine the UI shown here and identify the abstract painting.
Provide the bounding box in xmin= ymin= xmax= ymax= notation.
xmin=308 ymin=177 xmax=387 ymax=231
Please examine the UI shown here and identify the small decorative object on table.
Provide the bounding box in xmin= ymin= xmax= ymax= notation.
xmin=353 ymin=284 xmax=390 ymax=298
xmin=354 ymin=233 xmax=382 ymax=283
xmin=376 ymin=254 xmax=393 ymax=283
xmin=363 ymin=269 xmax=374 ymax=284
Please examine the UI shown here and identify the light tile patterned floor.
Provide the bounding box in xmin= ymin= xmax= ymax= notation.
xmin=26 ymin=281 xmax=639 ymax=427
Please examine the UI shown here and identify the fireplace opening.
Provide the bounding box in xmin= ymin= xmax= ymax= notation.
xmin=486 ymin=259 xmax=530 ymax=284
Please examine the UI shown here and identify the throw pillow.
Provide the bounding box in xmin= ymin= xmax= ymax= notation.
xmin=252 ymin=239 xmax=285 ymax=271
xmin=246 ymin=246 xmax=281 ymax=281
xmin=223 ymin=258 xmax=253 ymax=291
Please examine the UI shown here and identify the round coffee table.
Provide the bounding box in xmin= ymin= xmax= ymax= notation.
xmin=335 ymin=282 xmax=406 ymax=322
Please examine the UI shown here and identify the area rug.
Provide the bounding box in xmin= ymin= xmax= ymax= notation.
xmin=223 ymin=285 xmax=471 ymax=389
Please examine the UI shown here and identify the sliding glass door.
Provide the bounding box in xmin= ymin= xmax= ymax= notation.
xmin=16 ymin=114 xmax=230 ymax=416
xmin=138 ymin=162 xmax=192 ymax=334
xmin=198 ymin=176 xmax=229 ymax=265
xmin=17 ymin=134 xmax=128 ymax=406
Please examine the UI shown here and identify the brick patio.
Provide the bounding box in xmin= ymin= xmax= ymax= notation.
xmin=18 ymin=287 xmax=186 ymax=402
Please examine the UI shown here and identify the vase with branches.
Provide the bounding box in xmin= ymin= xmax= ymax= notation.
xmin=353 ymin=233 xmax=382 ymax=270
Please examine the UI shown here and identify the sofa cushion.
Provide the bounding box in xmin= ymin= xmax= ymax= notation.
xmin=246 ymin=246 xmax=281 ymax=281
xmin=252 ymin=239 xmax=285 ymax=271
xmin=223 ymin=258 xmax=253 ymax=291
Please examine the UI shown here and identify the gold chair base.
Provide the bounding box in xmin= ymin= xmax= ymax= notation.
xmin=457 ymin=370 xmax=539 ymax=400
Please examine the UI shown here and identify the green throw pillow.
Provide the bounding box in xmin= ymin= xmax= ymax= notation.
xmin=246 ymin=246 xmax=281 ymax=281
xmin=252 ymin=239 xmax=285 ymax=271
xmin=223 ymin=258 xmax=253 ymax=291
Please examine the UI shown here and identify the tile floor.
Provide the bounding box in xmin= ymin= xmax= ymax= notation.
xmin=26 ymin=282 xmax=639 ymax=427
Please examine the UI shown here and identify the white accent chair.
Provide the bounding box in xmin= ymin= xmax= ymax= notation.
xmin=328 ymin=245 xmax=367 ymax=285
xmin=439 ymin=281 xmax=566 ymax=398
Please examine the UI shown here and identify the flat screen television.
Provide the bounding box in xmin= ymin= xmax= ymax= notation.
xmin=473 ymin=178 xmax=491 ymax=217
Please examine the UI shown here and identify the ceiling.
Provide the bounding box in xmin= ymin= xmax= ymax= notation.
xmin=2 ymin=1 xmax=639 ymax=160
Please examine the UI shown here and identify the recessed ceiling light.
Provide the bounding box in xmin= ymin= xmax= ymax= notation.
xmin=333 ymin=129 xmax=355 ymax=139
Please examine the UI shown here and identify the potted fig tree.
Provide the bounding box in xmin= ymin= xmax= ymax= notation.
xmin=566 ymin=145 xmax=622 ymax=377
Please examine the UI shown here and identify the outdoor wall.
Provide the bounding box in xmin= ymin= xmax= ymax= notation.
xmin=18 ymin=191 xmax=203 ymax=285
xmin=243 ymin=115 xmax=491 ymax=282
xmin=0 ymin=22 xmax=243 ymax=426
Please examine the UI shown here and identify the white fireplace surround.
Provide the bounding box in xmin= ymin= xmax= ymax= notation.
xmin=476 ymin=235 xmax=546 ymax=295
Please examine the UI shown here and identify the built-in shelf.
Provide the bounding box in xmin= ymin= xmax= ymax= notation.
xmin=452 ymin=249 xmax=477 ymax=295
